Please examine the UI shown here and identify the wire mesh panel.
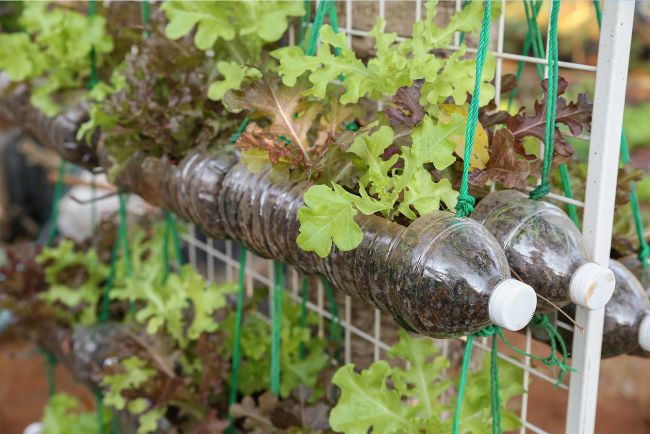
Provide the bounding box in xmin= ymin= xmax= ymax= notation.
xmin=181 ymin=2 xmax=635 ymax=433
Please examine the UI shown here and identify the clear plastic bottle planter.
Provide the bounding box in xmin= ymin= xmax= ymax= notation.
xmin=556 ymin=259 xmax=650 ymax=358
xmin=0 ymin=78 xmax=98 ymax=168
xmin=620 ymin=255 xmax=650 ymax=299
xmin=603 ymin=259 xmax=650 ymax=357
xmin=0 ymin=89 xmax=537 ymax=338
xmin=471 ymin=190 xmax=615 ymax=311
xmin=118 ymin=150 xmax=537 ymax=338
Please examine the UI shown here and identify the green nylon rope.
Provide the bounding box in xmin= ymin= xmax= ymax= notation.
xmin=529 ymin=0 xmax=561 ymax=201
xmin=88 ymin=2 xmax=110 ymax=431
xmin=515 ymin=0 xmax=580 ymax=223
xmin=508 ymin=0 xmax=544 ymax=109
xmin=297 ymin=0 xmax=344 ymax=370
xmin=591 ymin=0 xmax=648 ymax=267
xmin=620 ymin=133 xmax=649 ymax=267
xmin=162 ymin=211 xmax=183 ymax=283
xmin=524 ymin=0 xmax=546 ymax=80
xmin=490 ymin=335 xmax=502 ymax=434
xmin=271 ymin=261 xmax=285 ymax=396
xmin=95 ymin=390 xmax=106 ymax=434
xmin=140 ymin=0 xmax=151 ymax=38
xmin=559 ymin=164 xmax=580 ymax=227
xmin=452 ymin=3 xmax=496 ymax=433
xmin=298 ymin=277 xmax=309 ymax=360
xmin=87 ymin=0 xmax=98 ymax=235
xmin=524 ymin=0 xmax=578 ymax=222
xmin=116 ymin=193 xmax=135 ymax=319
xmin=38 ymin=348 xmax=57 ymax=397
xmin=226 ymin=247 xmax=247 ymax=434
xmin=451 ymin=335 xmax=475 ymax=434
xmin=46 ymin=159 xmax=67 ymax=246
xmin=299 ymin=0 xmax=313 ymax=47
xmin=306 ymin=0 xmax=336 ymax=57
xmin=458 ymin=0 xmax=472 ymax=45
xmin=322 ymin=278 xmax=343 ymax=366
xmin=455 ymin=0 xmax=492 ymax=218
xmin=100 ymin=238 xmax=119 ymax=323
xmin=593 ymin=0 xmax=602 ymax=24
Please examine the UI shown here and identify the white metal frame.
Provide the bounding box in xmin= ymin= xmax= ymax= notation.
xmin=566 ymin=2 xmax=636 ymax=433
xmin=180 ymin=2 xmax=636 ymax=433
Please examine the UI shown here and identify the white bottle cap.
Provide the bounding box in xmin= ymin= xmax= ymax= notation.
xmin=569 ymin=262 xmax=615 ymax=310
xmin=488 ymin=279 xmax=537 ymax=331
xmin=638 ymin=314 xmax=650 ymax=352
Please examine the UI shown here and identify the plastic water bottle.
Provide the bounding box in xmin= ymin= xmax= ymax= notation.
xmin=603 ymin=259 xmax=650 ymax=357
xmin=558 ymin=259 xmax=650 ymax=358
xmin=471 ymin=190 xmax=615 ymax=311
xmin=620 ymin=255 xmax=650 ymax=299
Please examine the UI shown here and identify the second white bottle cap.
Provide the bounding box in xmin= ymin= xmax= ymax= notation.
xmin=569 ymin=262 xmax=616 ymax=310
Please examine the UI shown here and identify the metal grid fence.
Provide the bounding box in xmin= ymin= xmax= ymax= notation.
xmin=182 ymin=2 xmax=636 ymax=433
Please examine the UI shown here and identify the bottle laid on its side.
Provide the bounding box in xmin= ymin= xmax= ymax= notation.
xmin=155 ymin=153 xmax=539 ymax=338
xmin=471 ymin=190 xmax=615 ymax=311
xmin=556 ymin=259 xmax=650 ymax=358
xmin=619 ymin=255 xmax=650 ymax=299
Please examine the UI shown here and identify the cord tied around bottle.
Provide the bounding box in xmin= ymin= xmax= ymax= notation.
xmin=528 ymin=182 xmax=551 ymax=201
xmin=454 ymin=194 xmax=476 ymax=218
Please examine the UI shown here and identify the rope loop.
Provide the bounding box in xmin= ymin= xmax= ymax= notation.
xmin=475 ymin=324 xmax=499 ymax=338
xmin=454 ymin=194 xmax=476 ymax=218
xmin=521 ymin=314 xmax=573 ymax=384
xmin=528 ymin=183 xmax=551 ymax=201
xmin=455 ymin=0 xmax=491 ymax=218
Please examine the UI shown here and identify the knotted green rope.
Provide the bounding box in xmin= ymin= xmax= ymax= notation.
xmin=271 ymin=261 xmax=285 ymax=396
xmin=517 ymin=314 xmax=573 ymax=384
xmin=529 ymin=0 xmax=561 ymax=201
xmin=226 ymin=247 xmax=247 ymax=434
xmin=452 ymin=3 xmax=495 ymax=433
xmin=455 ymin=0 xmax=491 ymax=218
xmin=516 ymin=1 xmax=579 ymax=223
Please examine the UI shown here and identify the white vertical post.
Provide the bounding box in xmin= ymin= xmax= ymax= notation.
xmin=565 ymin=2 xmax=635 ymax=433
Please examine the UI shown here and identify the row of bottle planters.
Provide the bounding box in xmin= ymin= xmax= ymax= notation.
xmin=1 ymin=90 xmax=646 ymax=360
xmin=102 ymin=148 xmax=646 ymax=360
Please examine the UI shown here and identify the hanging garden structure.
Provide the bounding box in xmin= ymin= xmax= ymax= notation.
xmin=0 ymin=1 xmax=646 ymax=434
